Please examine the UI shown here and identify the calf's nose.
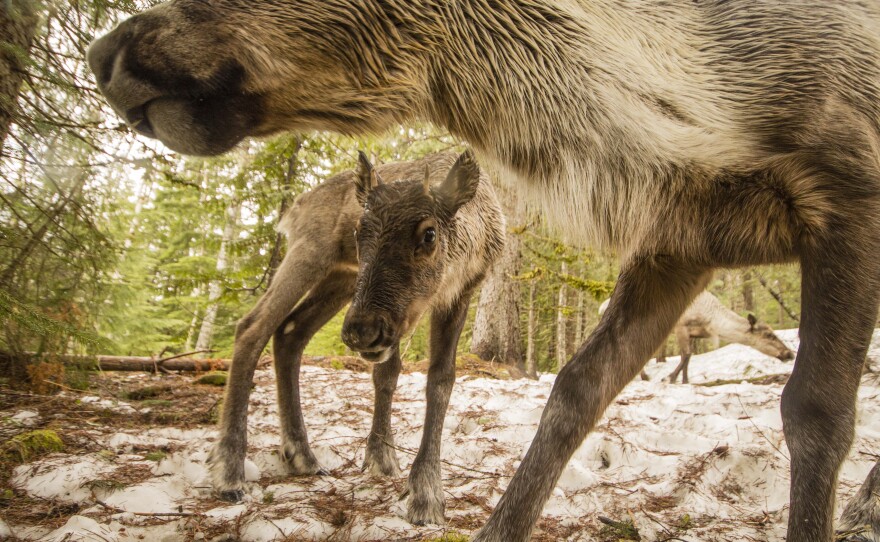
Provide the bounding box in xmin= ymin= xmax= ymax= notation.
xmin=342 ymin=313 xmax=386 ymax=351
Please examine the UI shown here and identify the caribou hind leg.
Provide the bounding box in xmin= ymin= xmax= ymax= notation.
xmin=273 ymin=270 xmax=356 ymax=476
xmin=783 ymin=221 xmax=879 ymax=542
xmin=405 ymin=288 xmax=475 ymax=525
xmin=363 ymin=345 xmax=403 ymax=477
xmin=207 ymin=242 xmax=333 ymax=502
xmin=474 ymin=257 xmax=710 ymax=542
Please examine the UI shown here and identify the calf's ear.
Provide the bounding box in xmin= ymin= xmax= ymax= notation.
xmin=355 ymin=151 xmax=383 ymax=207
xmin=435 ymin=149 xmax=480 ymax=214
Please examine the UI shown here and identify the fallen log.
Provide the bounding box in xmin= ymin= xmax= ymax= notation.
xmin=0 ymin=351 xmax=231 ymax=372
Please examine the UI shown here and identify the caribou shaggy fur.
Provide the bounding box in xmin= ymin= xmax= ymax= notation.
xmin=89 ymin=2 xmax=880 ymax=541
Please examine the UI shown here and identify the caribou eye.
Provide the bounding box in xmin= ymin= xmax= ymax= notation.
xmin=423 ymin=227 xmax=436 ymax=244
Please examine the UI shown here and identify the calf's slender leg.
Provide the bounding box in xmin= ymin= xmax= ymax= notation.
xmin=474 ymin=256 xmax=710 ymax=542
xmin=406 ymin=288 xmax=474 ymax=525
xmin=207 ymin=242 xmax=332 ymax=501
xmin=363 ymin=345 xmax=403 ymax=477
xmin=273 ymin=270 xmax=356 ymax=475
xmin=783 ymin=225 xmax=879 ymax=542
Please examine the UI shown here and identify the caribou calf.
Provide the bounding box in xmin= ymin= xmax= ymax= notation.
xmin=207 ymin=151 xmax=503 ymax=526
xmin=341 ymin=149 xmax=503 ymax=524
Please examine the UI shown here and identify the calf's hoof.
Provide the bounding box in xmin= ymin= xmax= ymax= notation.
xmin=280 ymin=441 xmax=326 ymax=476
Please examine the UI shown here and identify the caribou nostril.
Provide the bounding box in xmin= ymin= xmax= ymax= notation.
xmin=367 ymin=323 xmax=386 ymax=350
xmin=343 ymin=317 xmax=383 ymax=351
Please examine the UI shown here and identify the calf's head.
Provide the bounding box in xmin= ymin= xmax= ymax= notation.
xmin=745 ymin=314 xmax=795 ymax=361
xmin=87 ymin=1 xmax=422 ymax=155
xmin=341 ymin=151 xmax=480 ymax=363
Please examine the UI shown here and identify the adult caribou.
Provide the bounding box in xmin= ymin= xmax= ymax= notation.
xmin=88 ymin=2 xmax=880 ymax=541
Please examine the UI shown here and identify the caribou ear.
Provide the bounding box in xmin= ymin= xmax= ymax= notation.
xmin=422 ymin=164 xmax=431 ymax=193
xmin=436 ymin=149 xmax=480 ymax=214
xmin=747 ymin=313 xmax=757 ymax=329
xmin=354 ymin=151 xmax=382 ymax=206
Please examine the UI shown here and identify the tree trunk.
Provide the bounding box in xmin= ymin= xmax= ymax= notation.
xmin=0 ymin=0 xmax=37 ymax=152
xmin=470 ymin=180 xmax=524 ymax=369
xmin=184 ymin=308 xmax=200 ymax=352
xmin=195 ymin=197 xmax=241 ymax=355
xmin=0 ymin=351 xmax=231 ymax=372
xmin=525 ymin=280 xmax=537 ymax=378
xmin=742 ymin=270 xmax=755 ymax=313
xmin=470 ymin=225 xmax=524 ymax=369
xmin=556 ymin=261 xmax=568 ymax=370
xmin=574 ymin=290 xmax=585 ymax=347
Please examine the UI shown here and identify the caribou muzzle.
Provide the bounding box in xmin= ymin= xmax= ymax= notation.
xmin=341 ymin=312 xmax=397 ymax=364
xmin=87 ymin=13 xmax=263 ymax=156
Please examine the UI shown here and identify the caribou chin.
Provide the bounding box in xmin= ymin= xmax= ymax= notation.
xmin=358 ymin=349 xmax=394 ymax=364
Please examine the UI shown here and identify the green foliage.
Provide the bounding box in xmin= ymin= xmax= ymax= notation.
xmin=425 ymin=532 xmax=469 ymax=542
xmin=144 ymin=451 xmax=166 ymax=462
xmin=598 ymin=516 xmax=641 ymax=541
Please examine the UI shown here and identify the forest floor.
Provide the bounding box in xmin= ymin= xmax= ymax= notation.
xmin=1 ymin=329 xmax=879 ymax=542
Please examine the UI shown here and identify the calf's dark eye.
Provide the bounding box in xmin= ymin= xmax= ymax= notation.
xmin=423 ymin=228 xmax=436 ymax=244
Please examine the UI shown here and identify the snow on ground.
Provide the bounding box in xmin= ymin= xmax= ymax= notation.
xmin=5 ymin=330 xmax=880 ymax=541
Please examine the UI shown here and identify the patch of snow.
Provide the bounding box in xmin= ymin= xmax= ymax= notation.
xmin=12 ymin=456 xmax=114 ymax=504
xmin=39 ymin=516 xmax=118 ymax=542
xmin=0 ymin=518 xmax=13 ymax=539
xmin=10 ymin=410 xmax=40 ymax=427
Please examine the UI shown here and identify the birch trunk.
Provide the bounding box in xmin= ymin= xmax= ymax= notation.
xmin=195 ymin=197 xmax=241 ymax=355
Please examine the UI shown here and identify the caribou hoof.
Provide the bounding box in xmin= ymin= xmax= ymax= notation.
xmin=280 ymin=441 xmax=326 ymax=476
xmin=206 ymin=443 xmax=247 ymax=503
xmin=362 ymin=441 xmax=402 ymax=478
xmin=405 ymin=486 xmax=446 ymax=526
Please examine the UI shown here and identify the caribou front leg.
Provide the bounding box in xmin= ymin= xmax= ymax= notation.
xmin=783 ymin=227 xmax=880 ymax=542
xmin=474 ymin=256 xmax=710 ymax=541
xmin=406 ymin=291 xmax=473 ymax=525
xmin=363 ymin=345 xmax=403 ymax=477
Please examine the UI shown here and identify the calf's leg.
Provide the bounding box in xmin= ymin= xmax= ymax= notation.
xmin=406 ymin=290 xmax=474 ymax=525
xmin=207 ymin=243 xmax=332 ymax=501
xmin=363 ymin=345 xmax=403 ymax=477
xmin=473 ymin=256 xmax=710 ymax=542
xmin=273 ymin=270 xmax=356 ymax=475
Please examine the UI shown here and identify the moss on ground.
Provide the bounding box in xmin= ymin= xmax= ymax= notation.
xmin=195 ymin=372 xmax=228 ymax=386
xmin=5 ymin=429 xmax=64 ymax=462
